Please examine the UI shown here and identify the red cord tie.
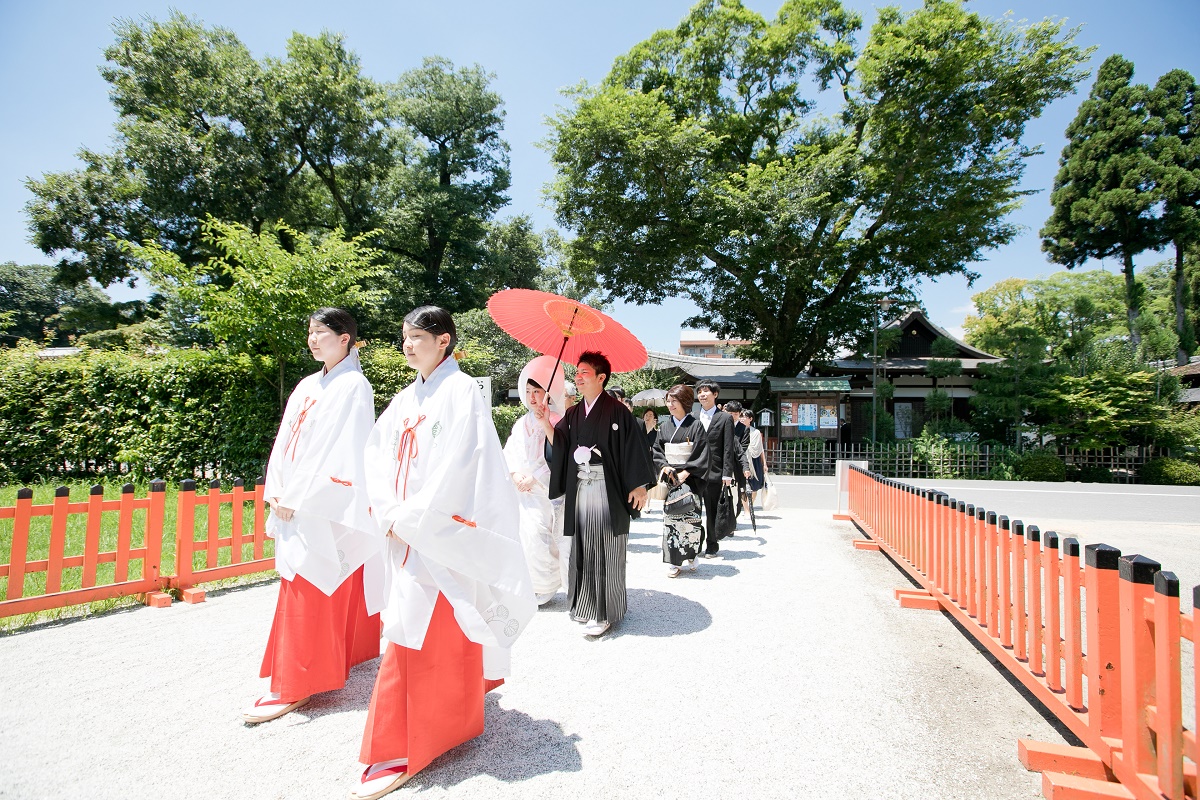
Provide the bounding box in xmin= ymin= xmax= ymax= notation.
xmin=394 ymin=414 xmax=427 ymax=568
xmin=452 ymin=515 xmax=477 ymax=528
xmin=329 ymin=477 xmax=352 ymax=486
xmin=284 ymin=397 xmax=317 ymax=461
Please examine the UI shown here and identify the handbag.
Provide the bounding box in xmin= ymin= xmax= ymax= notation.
xmin=664 ymin=476 xmax=699 ymax=516
xmin=646 ymin=480 xmax=670 ymax=501
xmin=716 ymin=485 xmax=737 ymax=539
xmin=761 ymin=479 xmax=779 ymax=512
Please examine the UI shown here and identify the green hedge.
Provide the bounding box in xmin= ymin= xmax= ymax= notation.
xmin=0 ymin=344 xmax=521 ymax=484
xmin=1015 ymin=452 xmax=1067 ymax=482
xmin=1139 ymin=457 xmax=1200 ymax=486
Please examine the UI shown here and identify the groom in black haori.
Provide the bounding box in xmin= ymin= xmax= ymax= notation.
xmin=549 ymin=351 xmax=655 ymax=637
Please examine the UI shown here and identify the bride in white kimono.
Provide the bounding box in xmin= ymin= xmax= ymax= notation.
xmin=503 ymin=355 xmax=568 ymax=605
xmin=245 ymin=307 xmax=382 ymax=725
xmin=353 ymin=305 xmax=535 ymax=800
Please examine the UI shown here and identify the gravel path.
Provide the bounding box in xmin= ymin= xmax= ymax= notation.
xmin=0 ymin=495 xmax=1068 ymax=800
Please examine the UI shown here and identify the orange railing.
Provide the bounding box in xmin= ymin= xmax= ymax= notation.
xmin=846 ymin=465 xmax=1198 ymax=800
xmin=0 ymin=478 xmax=272 ymax=617
xmin=174 ymin=478 xmax=271 ymax=590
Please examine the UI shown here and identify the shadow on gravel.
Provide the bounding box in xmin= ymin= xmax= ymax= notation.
xmin=413 ymin=694 xmax=583 ymax=787
xmin=626 ymin=543 xmax=660 ymax=554
xmin=679 ymin=564 xmax=740 ymax=581
xmin=612 ymin=588 xmax=714 ymax=638
xmin=713 ymin=549 xmax=764 ymax=561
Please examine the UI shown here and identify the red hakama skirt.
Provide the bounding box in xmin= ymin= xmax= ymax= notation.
xmin=259 ymin=566 xmax=381 ymax=703
xmin=359 ymin=593 xmax=503 ymax=772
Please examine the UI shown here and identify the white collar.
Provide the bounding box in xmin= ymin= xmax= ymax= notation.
xmin=415 ymin=355 xmax=459 ymax=397
xmin=699 ymin=405 xmax=716 ymax=417
xmin=583 ymin=394 xmax=600 ymax=416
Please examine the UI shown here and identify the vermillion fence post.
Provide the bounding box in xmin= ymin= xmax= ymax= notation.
xmin=975 ymin=506 xmax=987 ymax=623
xmin=114 ymin=484 xmax=135 ymax=583
xmin=144 ymin=481 xmax=166 ymax=588
xmin=44 ymin=487 xmax=70 ymax=595
xmin=997 ymin=515 xmax=1012 ymax=648
xmin=176 ymin=480 xmax=197 ymax=590
xmin=1152 ymin=571 xmax=1183 ymax=798
xmin=205 ymin=479 xmax=221 ymax=569
xmin=946 ymin=497 xmax=958 ymax=603
xmin=230 ymin=479 xmax=245 ymax=565
xmin=7 ymin=488 xmax=34 ymax=600
xmin=986 ymin=511 xmax=1000 ymax=638
xmin=1045 ymin=532 xmax=1063 ymax=692
xmin=1117 ymin=555 xmax=1160 ymax=781
xmin=1026 ymin=526 xmax=1042 ymax=675
xmin=965 ymin=503 xmax=978 ymax=619
xmin=82 ymin=485 xmax=104 ymax=589
xmin=1010 ymin=520 xmax=1025 ymax=658
xmin=1083 ymin=543 xmax=1122 ymax=733
xmin=253 ymin=477 xmax=267 ymax=560
xmin=1063 ymin=538 xmax=1084 ymax=710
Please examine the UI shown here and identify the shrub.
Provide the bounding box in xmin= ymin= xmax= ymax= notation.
xmin=1140 ymin=458 xmax=1200 ymax=486
xmin=1016 ymin=452 xmax=1066 ymax=482
xmin=491 ymin=404 xmax=525 ymax=443
xmin=1072 ymin=465 xmax=1114 ymax=483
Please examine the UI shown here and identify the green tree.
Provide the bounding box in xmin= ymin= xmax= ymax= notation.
xmin=132 ymin=220 xmax=386 ymax=406
xmin=1042 ymin=54 xmax=1159 ymax=358
xmin=1033 ymin=370 xmax=1169 ymax=448
xmin=0 ymin=262 xmax=144 ymax=346
xmin=1147 ymin=69 xmax=1200 ymax=365
xmin=25 ymin=15 xmax=514 ymax=322
xmin=545 ymin=0 xmax=1088 ymax=375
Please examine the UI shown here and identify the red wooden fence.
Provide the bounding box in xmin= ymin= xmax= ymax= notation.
xmin=0 ymin=478 xmax=272 ymax=618
xmin=846 ymin=465 xmax=1197 ymax=800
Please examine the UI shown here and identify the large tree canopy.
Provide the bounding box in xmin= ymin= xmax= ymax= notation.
xmin=546 ymin=0 xmax=1089 ymax=375
xmin=25 ymin=13 xmax=518 ymax=328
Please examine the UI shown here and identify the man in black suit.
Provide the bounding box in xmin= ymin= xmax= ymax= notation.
xmin=694 ymin=380 xmax=737 ymax=557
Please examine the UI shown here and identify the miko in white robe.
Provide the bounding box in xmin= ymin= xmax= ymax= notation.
xmin=258 ymin=346 xmax=383 ymax=704
xmin=359 ymin=353 xmax=535 ymax=775
xmin=503 ymin=355 xmax=568 ymax=602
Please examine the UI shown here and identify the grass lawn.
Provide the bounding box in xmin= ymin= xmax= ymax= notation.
xmin=0 ymin=480 xmax=276 ymax=632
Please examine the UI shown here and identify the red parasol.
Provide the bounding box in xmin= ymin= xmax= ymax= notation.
xmin=487 ymin=290 xmax=648 ymax=382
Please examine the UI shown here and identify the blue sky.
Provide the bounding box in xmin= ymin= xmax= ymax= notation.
xmin=2 ymin=0 xmax=1198 ymax=354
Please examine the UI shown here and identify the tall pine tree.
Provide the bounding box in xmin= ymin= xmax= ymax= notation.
xmin=1042 ymin=54 xmax=1159 ymax=358
xmin=1148 ymin=69 xmax=1200 ymax=365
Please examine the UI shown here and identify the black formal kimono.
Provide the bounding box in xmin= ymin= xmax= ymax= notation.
xmin=549 ymin=391 xmax=655 ymax=625
xmin=651 ymin=414 xmax=710 ymax=567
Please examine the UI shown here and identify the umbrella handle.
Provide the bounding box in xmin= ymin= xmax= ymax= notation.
xmin=547 ymin=305 xmax=578 ymax=398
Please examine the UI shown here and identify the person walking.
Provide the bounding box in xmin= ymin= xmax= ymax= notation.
xmin=651 ymin=384 xmax=709 ymax=577
xmin=355 ymin=306 xmax=535 ymax=799
xmin=739 ymin=409 xmax=767 ymax=512
xmin=504 ymin=356 xmax=568 ymax=605
xmin=549 ymin=351 xmax=655 ymax=637
xmin=246 ymin=308 xmax=382 ymax=725
xmin=694 ymin=381 xmax=737 ymax=557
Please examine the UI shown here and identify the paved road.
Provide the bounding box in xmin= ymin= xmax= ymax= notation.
xmin=0 ymin=494 xmax=1073 ymax=800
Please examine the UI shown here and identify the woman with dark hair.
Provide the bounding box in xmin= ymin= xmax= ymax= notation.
xmin=355 ymin=305 xmax=535 ymax=799
xmin=651 ymin=384 xmax=710 ymax=576
xmin=246 ymin=308 xmax=381 ymax=725
xmin=739 ymin=409 xmax=767 ymax=510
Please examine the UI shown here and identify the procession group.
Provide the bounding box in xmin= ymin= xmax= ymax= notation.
xmin=249 ymin=305 xmax=768 ymax=800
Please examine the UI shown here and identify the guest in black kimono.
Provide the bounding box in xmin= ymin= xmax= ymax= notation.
xmin=694 ymin=380 xmax=738 ymax=557
xmin=651 ymin=384 xmax=710 ymax=576
xmin=549 ymin=351 xmax=655 ymax=637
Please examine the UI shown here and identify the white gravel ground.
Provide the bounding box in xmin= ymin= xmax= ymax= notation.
xmin=0 ymin=499 xmax=1068 ymax=800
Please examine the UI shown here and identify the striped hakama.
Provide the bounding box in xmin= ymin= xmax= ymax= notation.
xmin=569 ymin=463 xmax=627 ymax=625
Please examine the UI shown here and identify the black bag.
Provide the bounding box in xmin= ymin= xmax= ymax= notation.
xmin=663 ymin=476 xmax=699 ymax=516
xmin=716 ymin=485 xmax=737 ymax=539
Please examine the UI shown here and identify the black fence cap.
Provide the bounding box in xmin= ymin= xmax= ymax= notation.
xmin=1153 ymin=571 xmax=1179 ymax=598
xmin=122 ymin=483 xmax=135 ymax=494
xmin=976 ymin=507 xmax=986 ymax=520
xmin=957 ymin=500 xmax=965 ymax=512
xmin=209 ymin=479 xmax=221 ymax=489
xmin=256 ymin=476 xmax=266 ymax=485
xmin=987 ymin=511 xmax=997 ymax=525
xmin=90 ymin=484 xmax=105 ymax=496
xmin=1083 ymin=542 xmax=1119 ymax=568
xmin=1118 ymin=554 xmax=1160 ymax=584
xmin=234 ymin=478 xmax=245 ymax=487
xmin=17 ymin=487 xmax=33 ymax=500
xmin=55 ymin=486 xmax=69 ymax=498
xmin=181 ymin=479 xmax=197 ymax=491
xmin=1194 ymin=584 xmax=1199 ymax=610
xmin=965 ymin=503 xmax=975 ymax=515
xmin=1026 ymin=524 xmax=1040 ymax=542
xmin=150 ymin=480 xmax=166 ymax=492
xmin=1044 ymin=531 xmax=1058 ymax=548
xmin=1063 ymin=537 xmax=1080 ymax=557
xmin=1011 ymin=520 xmax=1022 ymax=536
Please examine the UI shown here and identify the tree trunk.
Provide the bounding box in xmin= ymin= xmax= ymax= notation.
xmin=1173 ymin=240 xmax=1189 ymax=366
xmin=1122 ymin=250 xmax=1141 ymax=358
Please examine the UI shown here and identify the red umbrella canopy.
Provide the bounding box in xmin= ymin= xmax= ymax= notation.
xmin=487 ymin=289 xmax=648 ymax=373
